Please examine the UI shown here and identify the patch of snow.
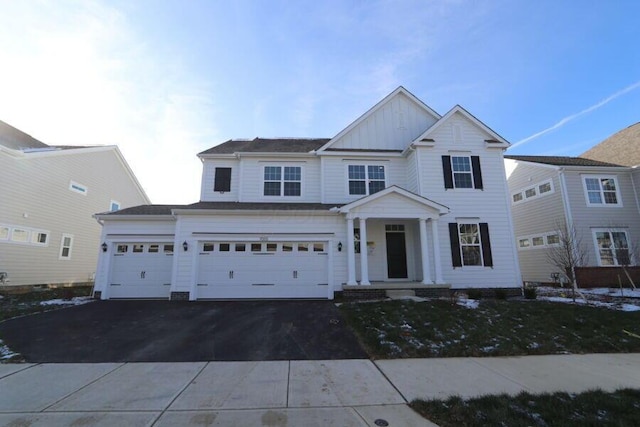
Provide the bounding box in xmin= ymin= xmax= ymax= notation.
xmin=0 ymin=339 xmax=18 ymax=360
xmin=539 ymin=296 xmax=640 ymax=311
xmin=620 ymin=304 xmax=640 ymax=312
xmin=457 ymin=298 xmax=479 ymax=309
xmin=40 ymin=296 xmax=94 ymax=306
xmin=388 ymin=295 xmax=429 ymax=302
xmin=528 ymin=342 xmax=540 ymax=349
xmin=481 ymin=345 xmax=497 ymax=353
xmin=581 ymin=287 xmax=640 ymax=298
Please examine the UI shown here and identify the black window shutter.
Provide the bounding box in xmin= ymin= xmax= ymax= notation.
xmin=449 ymin=223 xmax=462 ymax=267
xmin=214 ymin=167 xmax=232 ymax=192
xmin=442 ymin=156 xmax=453 ymax=189
xmin=471 ymin=156 xmax=483 ymax=190
xmin=479 ymin=222 xmax=493 ymax=267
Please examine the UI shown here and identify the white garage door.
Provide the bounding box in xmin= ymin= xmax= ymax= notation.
xmin=196 ymin=241 xmax=329 ymax=299
xmin=108 ymin=243 xmax=174 ymax=299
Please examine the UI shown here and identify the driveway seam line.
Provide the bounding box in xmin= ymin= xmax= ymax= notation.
xmin=151 ymin=361 xmax=210 ymax=425
xmin=371 ymin=360 xmax=409 ymax=404
xmin=286 ymin=360 xmax=291 ymax=408
xmin=0 ymin=362 xmax=40 ymax=380
xmin=470 ymin=358 xmax=533 ymax=393
xmin=41 ymin=362 xmax=126 ymax=412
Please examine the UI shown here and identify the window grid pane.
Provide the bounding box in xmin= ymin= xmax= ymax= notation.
xmin=369 ymin=180 xmax=385 ymax=194
xmin=264 ymin=182 xmax=281 ymax=196
xmin=367 ymin=165 xmax=385 ymax=180
xmin=348 ymin=165 xmax=365 ymax=180
xmin=283 ymin=182 xmax=301 ymax=196
xmin=284 ymin=166 xmax=301 ymax=181
xmin=454 ymin=173 xmax=473 ymax=188
xmin=349 ymin=181 xmax=366 ymax=195
xmin=264 ymin=166 xmax=281 ymax=180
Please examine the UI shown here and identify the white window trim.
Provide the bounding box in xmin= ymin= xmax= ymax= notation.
xmin=262 ymin=165 xmax=303 ymax=198
xmin=582 ymin=175 xmax=622 ymax=208
xmin=69 ymin=180 xmax=88 ymax=195
xmin=517 ymin=231 xmax=561 ymax=250
xmin=457 ymin=222 xmax=484 ymax=267
xmin=591 ymin=228 xmax=631 ymax=266
xmin=110 ymin=200 xmax=121 ymax=211
xmin=346 ymin=163 xmax=387 ymax=196
xmin=0 ymin=224 xmax=49 ymax=246
xmin=512 ymin=179 xmax=554 ymax=205
xmin=450 ymin=156 xmax=475 ymax=189
xmin=59 ymin=233 xmax=74 ymax=260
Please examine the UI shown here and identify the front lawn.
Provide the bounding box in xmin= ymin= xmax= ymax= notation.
xmin=411 ymin=388 xmax=640 ymax=427
xmin=339 ymin=299 xmax=640 ymax=358
xmin=0 ymin=286 xmax=93 ymax=322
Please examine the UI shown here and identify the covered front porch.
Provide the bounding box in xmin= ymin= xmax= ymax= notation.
xmin=338 ymin=186 xmax=450 ymax=288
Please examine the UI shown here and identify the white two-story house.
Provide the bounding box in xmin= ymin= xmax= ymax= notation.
xmin=93 ymin=87 xmax=521 ymax=300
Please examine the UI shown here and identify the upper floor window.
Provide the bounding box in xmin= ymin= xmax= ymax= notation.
xmin=110 ymin=200 xmax=121 ymax=211
xmin=512 ymin=179 xmax=554 ymax=204
xmin=583 ymin=176 xmax=620 ymax=206
xmin=442 ymin=155 xmax=483 ymax=190
xmin=69 ymin=181 xmax=88 ymax=195
xmin=59 ymin=234 xmax=74 ymax=259
xmin=348 ymin=165 xmax=385 ymax=195
xmin=594 ymin=229 xmax=630 ymax=266
xmin=263 ymin=166 xmax=301 ymax=196
xmin=214 ymin=167 xmax=232 ymax=192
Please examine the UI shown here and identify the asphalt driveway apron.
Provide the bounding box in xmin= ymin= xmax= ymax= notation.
xmin=0 ymin=300 xmax=367 ymax=363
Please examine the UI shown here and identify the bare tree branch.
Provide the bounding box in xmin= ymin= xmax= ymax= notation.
xmin=545 ymin=221 xmax=589 ymax=302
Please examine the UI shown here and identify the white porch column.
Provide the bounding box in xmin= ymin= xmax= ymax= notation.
xmin=359 ymin=217 xmax=371 ymax=285
xmin=346 ymin=217 xmax=357 ymax=286
xmin=419 ymin=218 xmax=432 ymax=284
xmin=431 ymin=218 xmax=444 ymax=284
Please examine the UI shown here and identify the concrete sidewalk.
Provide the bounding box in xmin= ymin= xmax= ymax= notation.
xmin=0 ymin=354 xmax=638 ymax=426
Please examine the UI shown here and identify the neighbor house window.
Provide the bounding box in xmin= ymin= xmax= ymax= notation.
xmin=594 ymin=230 xmax=630 ymax=266
xmin=449 ymin=222 xmax=493 ymax=267
xmin=110 ymin=200 xmax=121 ymax=211
xmin=584 ymin=176 xmax=620 ymax=206
xmin=214 ymin=167 xmax=232 ymax=192
xmin=31 ymin=232 xmax=48 ymax=245
xmin=264 ymin=166 xmax=301 ymax=196
xmin=512 ymin=179 xmax=554 ymax=204
xmin=11 ymin=229 xmax=29 ymax=242
xmin=442 ymin=155 xmax=483 ymax=190
xmin=546 ymin=234 xmax=560 ymax=245
xmin=512 ymin=192 xmax=523 ymax=203
xmin=0 ymin=226 xmax=8 ymax=240
xmin=348 ymin=165 xmax=385 ymax=195
xmin=59 ymin=234 xmax=73 ymax=259
xmin=518 ymin=238 xmax=530 ymax=249
xmin=69 ymin=181 xmax=87 ymax=195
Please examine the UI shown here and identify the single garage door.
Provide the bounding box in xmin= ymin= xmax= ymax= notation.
xmin=108 ymin=242 xmax=174 ymax=299
xmin=196 ymin=241 xmax=329 ymax=299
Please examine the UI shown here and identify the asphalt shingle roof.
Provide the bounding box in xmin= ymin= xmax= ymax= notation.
xmin=103 ymin=202 xmax=341 ymax=216
xmin=580 ymin=122 xmax=640 ymax=167
xmin=0 ymin=120 xmax=49 ymax=151
xmin=504 ymin=155 xmax=624 ymax=167
xmin=199 ymin=138 xmax=330 ymax=155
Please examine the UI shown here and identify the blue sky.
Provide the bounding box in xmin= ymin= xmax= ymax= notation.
xmin=1 ymin=0 xmax=638 ymax=203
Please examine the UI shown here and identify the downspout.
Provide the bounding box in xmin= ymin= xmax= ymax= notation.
xmin=558 ymin=168 xmax=573 ymax=231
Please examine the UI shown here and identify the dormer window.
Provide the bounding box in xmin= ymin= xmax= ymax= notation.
xmin=263 ymin=166 xmax=301 ymax=196
xmin=348 ymin=165 xmax=386 ymax=195
xmin=214 ymin=167 xmax=232 ymax=192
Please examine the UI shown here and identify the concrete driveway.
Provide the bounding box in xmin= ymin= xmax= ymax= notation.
xmin=0 ymin=300 xmax=367 ymax=362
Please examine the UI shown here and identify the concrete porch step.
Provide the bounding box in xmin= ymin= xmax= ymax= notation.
xmin=385 ymin=289 xmax=416 ymax=299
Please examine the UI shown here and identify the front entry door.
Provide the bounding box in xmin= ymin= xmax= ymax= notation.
xmin=386 ymin=229 xmax=408 ymax=279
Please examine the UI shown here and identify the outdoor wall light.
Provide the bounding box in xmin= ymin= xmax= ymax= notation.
xmin=337 ymin=242 xmax=343 ymax=252
xmin=183 ymin=241 xmax=189 ymax=251
xmin=101 ymin=242 xmax=108 ymax=252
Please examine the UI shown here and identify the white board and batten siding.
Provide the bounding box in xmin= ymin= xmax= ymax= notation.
xmin=415 ymin=112 xmax=521 ymax=288
xmin=330 ymin=91 xmax=438 ymax=151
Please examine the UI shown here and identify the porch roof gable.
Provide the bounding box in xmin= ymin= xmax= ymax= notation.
xmin=338 ymin=186 xmax=449 ymax=218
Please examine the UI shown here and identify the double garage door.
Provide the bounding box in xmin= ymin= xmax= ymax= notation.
xmin=108 ymin=243 xmax=174 ymax=299
xmin=196 ymin=241 xmax=329 ymax=299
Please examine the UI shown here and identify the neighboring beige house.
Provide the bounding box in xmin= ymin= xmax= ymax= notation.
xmin=504 ymin=155 xmax=640 ymax=287
xmin=0 ymin=120 xmax=149 ymax=288
xmin=581 ymin=122 xmax=640 ymax=167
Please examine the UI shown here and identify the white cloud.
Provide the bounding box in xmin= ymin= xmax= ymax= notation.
xmin=512 ymin=81 xmax=640 ymax=149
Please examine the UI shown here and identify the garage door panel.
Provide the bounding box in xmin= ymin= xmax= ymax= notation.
xmin=109 ymin=243 xmax=173 ymax=299
xmin=196 ymin=241 xmax=329 ymax=299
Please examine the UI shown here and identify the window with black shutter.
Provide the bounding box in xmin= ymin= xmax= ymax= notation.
xmin=442 ymin=155 xmax=483 ymax=190
xmin=214 ymin=167 xmax=232 ymax=192
xmin=449 ymin=222 xmax=493 ymax=267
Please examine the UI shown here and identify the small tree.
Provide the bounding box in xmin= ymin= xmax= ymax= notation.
xmin=546 ymin=222 xmax=589 ymax=302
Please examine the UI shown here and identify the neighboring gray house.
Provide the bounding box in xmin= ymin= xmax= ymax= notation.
xmin=0 ymin=120 xmax=150 ymax=288
xmin=504 ymin=155 xmax=640 ymax=286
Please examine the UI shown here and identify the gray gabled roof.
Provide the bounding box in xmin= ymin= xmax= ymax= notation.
xmin=504 ymin=155 xmax=624 ymax=167
xmin=581 ymin=122 xmax=640 ymax=167
xmin=0 ymin=120 xmax=49 ymax=151
xmin=199 ymin=138 xmax=330 ymax=155
xmin=101 ymin=201 xmax=341 ymax=216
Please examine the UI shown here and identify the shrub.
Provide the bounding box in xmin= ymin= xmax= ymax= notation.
xmin=467 ymin=289 xmax=483 ymax=300
xmin=494 ymin=288 xmax=508 ymax=300
xmin=524 ymin=286 xmax=537 ymax=300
